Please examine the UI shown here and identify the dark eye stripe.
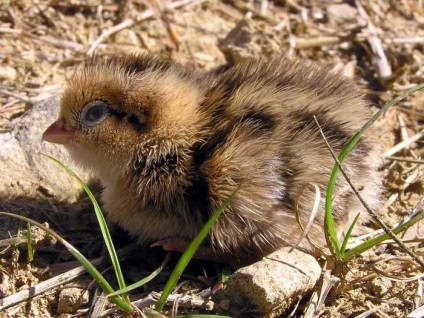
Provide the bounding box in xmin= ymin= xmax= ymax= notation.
xmin=127 ymin=114 xmax=146 ymax=131
xmin=108 ymin=108 xmax=148 ymax=132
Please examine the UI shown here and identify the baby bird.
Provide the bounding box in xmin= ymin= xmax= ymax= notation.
xmin=42 ymin=53 xmax=382 ymax=266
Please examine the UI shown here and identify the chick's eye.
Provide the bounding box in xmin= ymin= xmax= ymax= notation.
xmin=82 ymin=102 xmax=109 ymax=126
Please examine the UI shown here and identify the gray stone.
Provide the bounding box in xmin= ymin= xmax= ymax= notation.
xmin=222 ymin=247 xmax=321 ymax=317
xmin=219 ymin=15 xmax=281 ymax=64
xmin=0 ymin=96 xmax=91 ymax=202
xmin=0 ymin=66 xmax=17 ymax=81
xmin=57 ymin=287 xmax=89 ymax=314
xmin=327 ymin=4 xmax=358 ymax=25
xmin=370 ymin=277 xmax=392 ymax=296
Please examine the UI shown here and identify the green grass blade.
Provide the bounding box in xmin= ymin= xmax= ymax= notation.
xmin=324 ymin=173 xmax=341 ymax=254
xmin=26 ymin=222 xmax=34 ymax=262
xmin=109 ymin=253 xmax=171 ymax=297
xmin=42 ymin=154 xmax=129 ymax=304
xmin=343 ymin=207 xmax=424 ymax=259
xmin=339 ymin=213 xmax=360 ymax=257
xmin=219 ymin=263 xmax=232 ymax=284
xmin=0 ymin=212 xmax=133 ymax=313
xmin=325 ymin=82 xmax=424 ymax=258
xmin=155 ymin=189 xmax=238 ymax=312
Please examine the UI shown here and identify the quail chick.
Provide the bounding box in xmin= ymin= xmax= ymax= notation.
xmin=42 ymin=53 xmax=382 ymax=266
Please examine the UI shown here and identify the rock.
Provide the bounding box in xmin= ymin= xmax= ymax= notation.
xmin=57 ymin=287 xmax=89 ymax=314
xmin=327 ymin=4 xmax=358 ymax=25
xmin=114 ymin=29 xmax=141 ymax=47
xmin=221 ymin=247 xmax=321 ymax=317
xmin=0 ymin=272 xmax=12 ymax=298
xmin=219 ymin=15 xmax=281 ymax=64
xmin=370 ymin=277 xmax=392 ymax=296
xmin=0 ymin=66 xmax=17 ymax=81
xmin=0 ymin=96 xmax=92 ymax=202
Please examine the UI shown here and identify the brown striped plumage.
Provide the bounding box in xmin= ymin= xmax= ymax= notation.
xmin=43 ymin=53 xmax=382 ymax=266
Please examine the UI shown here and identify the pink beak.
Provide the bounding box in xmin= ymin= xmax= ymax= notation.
xmin=42 ymin=118 xmax=76 ymax=145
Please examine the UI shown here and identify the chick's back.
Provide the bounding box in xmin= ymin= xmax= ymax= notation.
xmin=194 ymin=56 xmax=382 ymax=260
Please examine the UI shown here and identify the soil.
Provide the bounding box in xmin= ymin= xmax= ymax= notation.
xmin=1 ymin=0 xmax=423 ymax=317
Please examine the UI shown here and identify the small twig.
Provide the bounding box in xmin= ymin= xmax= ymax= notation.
xmin=260 ymin=0 xmax=269 ymax=15
xmin=49 ymin=2 xmax=119 ymax=11
xmin=0 ymin=257 xmax=102 ymax=310
xmin=285 ymin=0 xmax=304 ymax=13
xmin=385 ymin=37 xmax=424 ymax=44
xmin=355 ymin=306 xmax=385 ymax=318
xmin=355 ymin=0 xmax=392 ymax=80
xmin=303 ymin=290 xmax=319 ymax=318
xmin=371 ymin=257 xmax=424 ymax=282
xmin=304 ymin=269 xmax=339 ymax=318
xmin=377 ymin=238 xmax=424 ymax=245
xmin=0 ymin=236 xmax=28 ymax=248
xmin=23 ymin=84 xmax=62 ymax=94
xmin=0 ymin=88 xmax=33 ymax=106
xmin=99 ymin=291 xmax=213 ymax=317
xmin=96 ymin=4 xmax=104 ymax=28
xmin=313 ymin=116 xmax=424 ymax=269
xmin=87 ymin=19 xmax=134 ymax=55
xmin=290 ymin=35 xmax=424 ymax=50
xmin=89 ymin=289 xmax=109 ymax=318
xmin=384 ymin=130 xmax=424 ymax=157
xmin=291 ymin=35 xmax=362 ymax=49
xmin=87 ymin=0 xmax=207 ymax=55
xmin=396 ymin=106 xmax=424 ymax=118
xmin=21 ymin=31 xmax=85 ymax=52
xmin=398 ymin=115 xmax=409 ymax=152
xmin=347 ymin=264 xmax=404 ymax=287
xmin=394 ymin=83 xmax=424 ymax=91
xmin=377 ymin=167 xmax=420 ymax=213
xmin=230 ymin=0 xmax=280 ymax=25
xmin=348 ymin=198 xmax=424 ymax=247
xmin=0 ymin=27 xmax=22 ymax=34
xmin=216 ymin=2 xmax=244 ymax=20
xmin=385 ymin=156 xmax=424 ymax=164
xmin=1 ymin=99 xmax=20 ymax=111
xmin=0 ymin=244 xmax=137 ymax=311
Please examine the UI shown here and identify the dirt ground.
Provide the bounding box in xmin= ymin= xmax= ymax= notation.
xmin=0 ymin=0 xmax=424 ymax=317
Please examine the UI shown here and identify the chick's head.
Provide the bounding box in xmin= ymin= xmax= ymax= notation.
xmin=43 ymin=54 xmax=205 ymax=177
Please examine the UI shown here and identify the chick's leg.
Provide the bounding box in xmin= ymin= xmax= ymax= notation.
xmin=151 ymin=239 xmax=232 ymax=264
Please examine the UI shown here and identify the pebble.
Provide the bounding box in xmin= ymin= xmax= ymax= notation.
xmin=0 ymin=66 xmax=17 ymax=81
xmin=220 ymin=247 xmax=321 ymax=317
xmin=57 ymin=287 xmax=89 ymax=314
xmin=0 ymin=96 xmax=92 ymax=202
xmin=327 ymin=4 xmax=358 ymax=25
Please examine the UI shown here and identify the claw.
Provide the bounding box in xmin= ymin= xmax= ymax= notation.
xmin=151 ymin=238 xmax=190 ymax=253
